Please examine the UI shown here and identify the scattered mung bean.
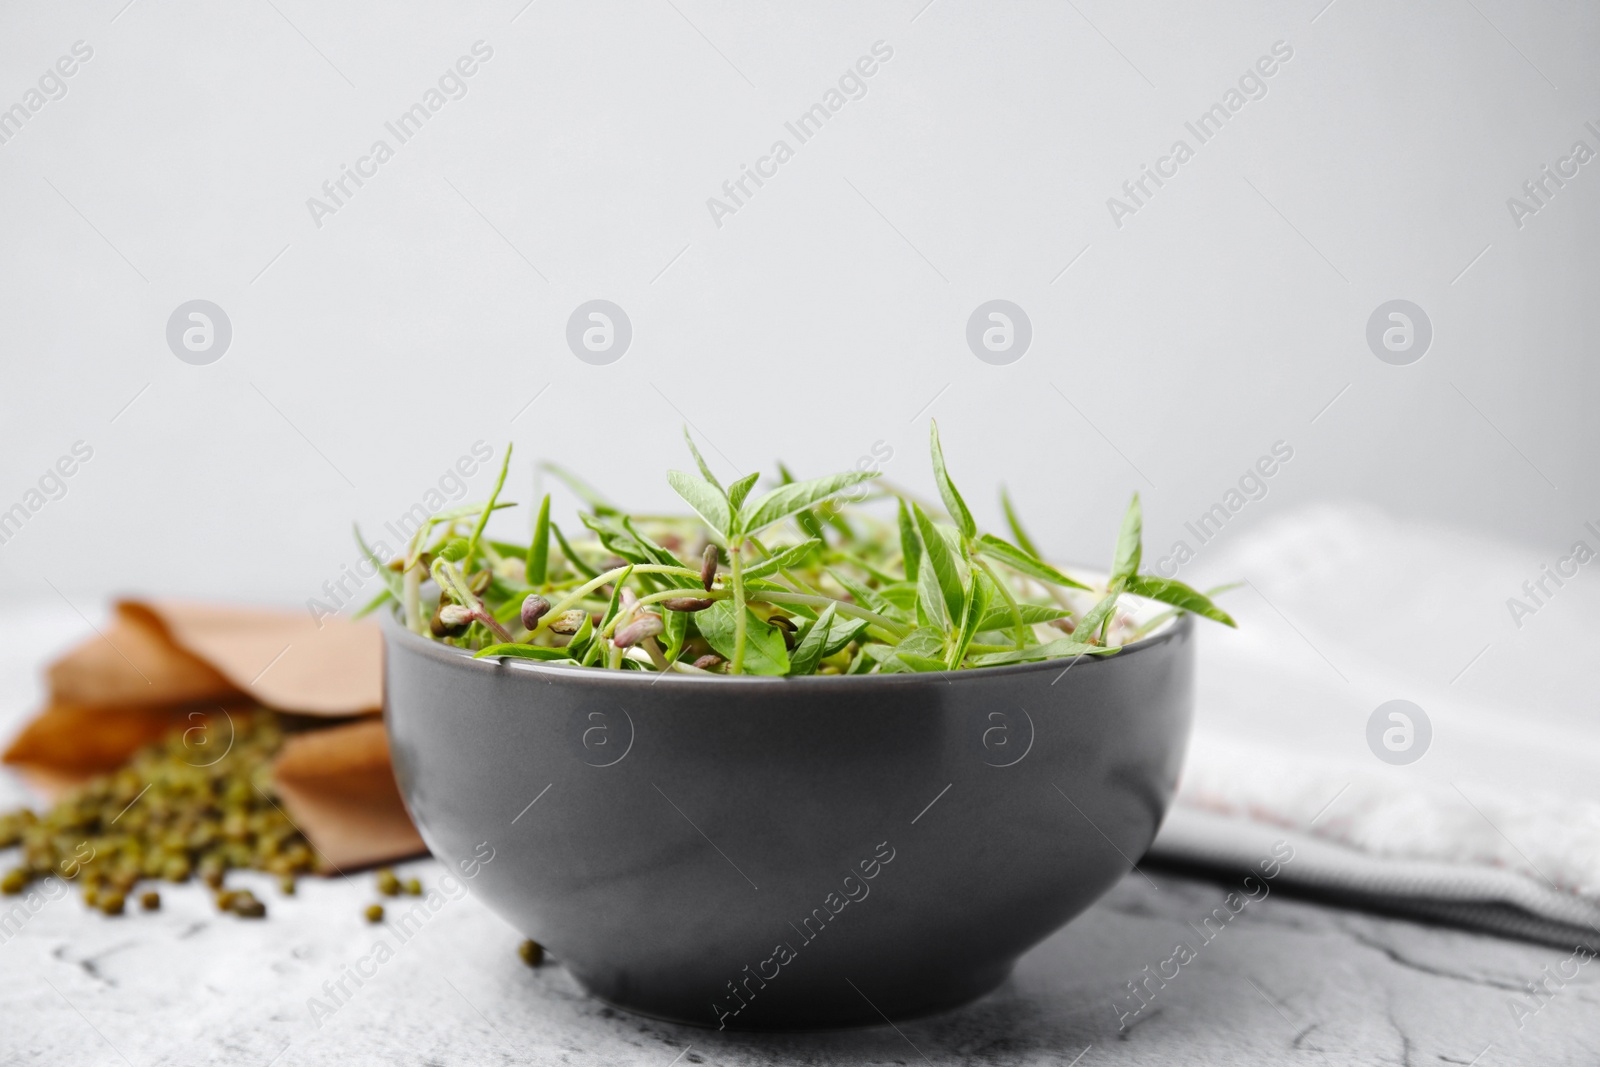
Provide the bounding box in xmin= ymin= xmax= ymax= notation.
xmin=0 ymin=710 xmax=316 ymax=919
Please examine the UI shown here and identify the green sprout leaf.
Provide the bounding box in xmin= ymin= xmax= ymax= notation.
xmin=817 ymin=613 xmax=868 ymax=657
xmin=464 ymin=443 xmax=512 ymax=571
xmin=897 ymin=498 xmax=921 ymax=583
xmin=974 ymin=601 xmax=1070 ymax=631
xmin=427 ymin=500 xmax=518 ymax=525
xmin=777 ymin=462 xmax=827 ymax=542
xmin=877 ymin=626 xmax=946 ymax=673
xmin=787 ymin=602 xmax=837 ymax=676
xmin=745 ymin=539 xmax=823 ymax=580
xmin=975 ymin=533 xmax=1089 ymax=590
xmin=890 ymin=653 xmax=949 ymax=673
xmin=474 ymin=644 xmax=578 ymax=662
xmin=969 ymin=638 xmax=1115 ymax=667
xmin=353 ymin=523 xmax=403 ymax=600
xmin=667 ymin=470 xmax=732 ymax=537
xmin=697 ymin=601 xmax=790 ymax=675
xmin=352 ymin=587 xmax=393 ymax=619
xmin=1122 ymin=574 xmax=1237 ymax=627
xmin=662 ymin=603 xmax=689 ymax=661
xmin=597 ymin=566 xmax=634 ymax=633
xmin=739 ymin=470 xmax=880 ymax=540
xmin=540 ymin=461 xmax=617 ymax=516
xmin=526 ymin=493 xmax=551 ymax=586
xmin=620 ymin=516 xmax=685 ymax=568
xmin=895 ymin=627 xmax=946 ymax=660
xmin=550 ymin=520 xmax=599 ymax=580
xmin=1074 ymin=591 xmax=1120 ymax=646
xmin=580 ymin=512 xmax=652 ymax=566
xmin=1000 ymin=486 xmax=1041 ymax=560
xmin=1110 ymin=492 xmax=1142 ymax=586
xmin=683 ymin=427 xmax=723 ymax=492
xmin=947 ymin=570 xmax=992 ymax=669
xmin=912 ymin=503 xmax=966 ymax=629
xmin=727 ymin=472 xmax=760 ymax=513
xmin=915 ymin=550 xmax=950 ymax=632
xmin=566 ymin=611 xmax=595 ymax=661
xmin=928 ymin=420 xmax=976 ymax=540
xmin=827 ymin=568 xmax=898 ymax=619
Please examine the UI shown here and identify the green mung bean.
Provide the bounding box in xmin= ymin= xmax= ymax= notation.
xmin=0 ymin=710 xmax=316 ymax=918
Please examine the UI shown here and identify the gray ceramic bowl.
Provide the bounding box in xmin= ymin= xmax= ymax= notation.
xmin=382 ymin=610 xmax=1194 ymax=1030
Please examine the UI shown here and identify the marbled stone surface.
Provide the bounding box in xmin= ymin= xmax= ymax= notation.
xmin=3 ymin=856 xmax=1596 ymax=1066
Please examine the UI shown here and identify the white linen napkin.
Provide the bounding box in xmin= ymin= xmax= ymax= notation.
xmin=1147 ymin=501 xmax=1600 ymax=948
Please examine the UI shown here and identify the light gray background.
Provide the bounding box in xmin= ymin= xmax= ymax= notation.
xmin=0 ymin=0 xmax=1595 ymax=622
xmin=3 ymin=7 xmax=1600 ymax=1061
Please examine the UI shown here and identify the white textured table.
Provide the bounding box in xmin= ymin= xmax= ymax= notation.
xmin=3 ymin=606 xmax=1597 ymax=1066
xmin=3 ymin=856 xmax=1597 ymax=1067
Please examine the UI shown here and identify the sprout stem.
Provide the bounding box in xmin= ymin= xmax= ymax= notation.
xmin=464 ymin=444 xmax=512 ymax=574
xmin=730 ymin=543 xmax=748 ymax=674
xmin=529 ymin=564 xmax=700 ymax=640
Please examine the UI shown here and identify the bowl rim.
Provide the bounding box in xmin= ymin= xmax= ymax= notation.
xmin=379 ymin=607 xmax=1192 ymax=691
